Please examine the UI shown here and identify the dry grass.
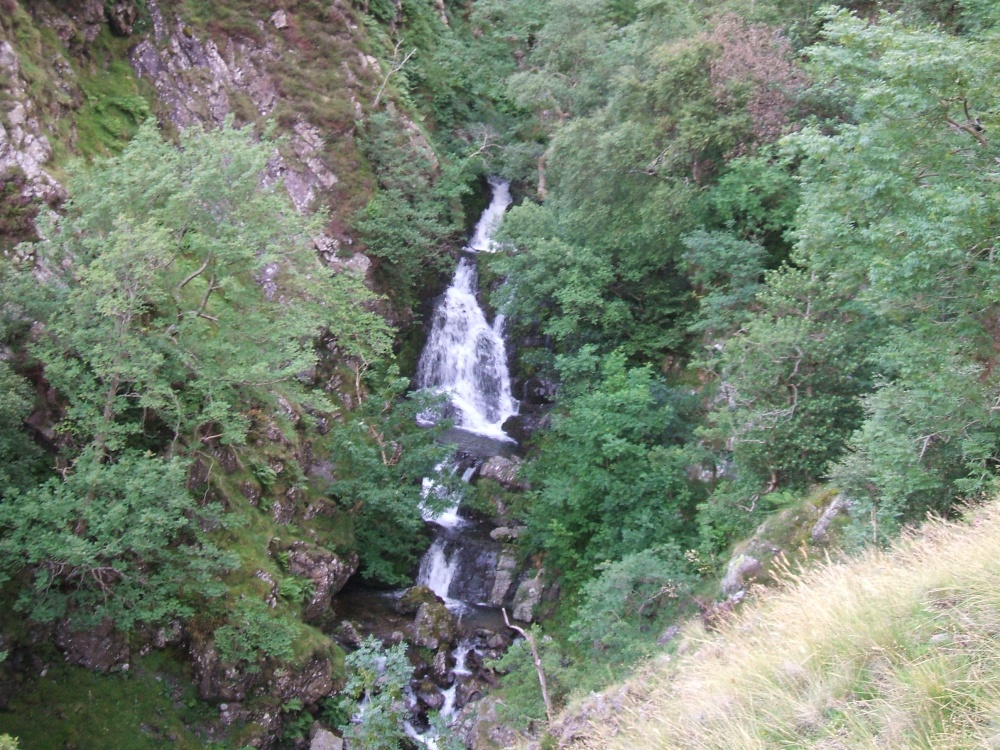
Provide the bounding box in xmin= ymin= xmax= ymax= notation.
xmin=561 ymin=502 xmax=1000 ymax=750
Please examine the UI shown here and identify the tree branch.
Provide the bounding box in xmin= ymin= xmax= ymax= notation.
xmin=502 ymin=607 xmax=553 ymax=724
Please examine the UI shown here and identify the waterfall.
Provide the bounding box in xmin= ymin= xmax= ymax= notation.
xmin=408 ymin=179 xmax=517 ymax=744
xmin=416 ymin=539 xmax=460 ymax=605
xmin=416 ymin=180 xmax=516 ymax=441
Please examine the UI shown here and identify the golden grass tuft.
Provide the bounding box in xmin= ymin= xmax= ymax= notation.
xmin=562 ymin=502 xmax=1000 ymax=750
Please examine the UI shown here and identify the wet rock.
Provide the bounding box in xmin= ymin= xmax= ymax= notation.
xmin=457 ymin=677 xmax=487 ymax=708
xmin=512 ymin=569 xmax=545 ymax=623
xmin=478 ymin=455 xmax=526 ymax=491
xmin=55 ymin=617 xmax=129 ymax=672
xmin=431 ymin=649 xmax=453 ymax=686
xmin=417 ymin=679 xmax=445 ymax=710
xmin=485 ymin=633 xmax=507 ymax=650
xmin=286 ymin=542 xmax=359 ymax=623
xmin=413 ymin=600 xmax=455 ymax=651
xmin=396 ymin=585 xmax=439 ymax=615
xmin=335 ymin=621 xmax=363 ymax=650
xmin=500 ymin=411 xmax=549 ymax=445
xmin=721 ymin=554 xmax=763 ymax=596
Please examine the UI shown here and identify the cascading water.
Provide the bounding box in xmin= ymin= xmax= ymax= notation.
xmin=416 ymin=178 xmax=516 ymax=442
xmin=408 ymin=179 xmax=518 ymax=743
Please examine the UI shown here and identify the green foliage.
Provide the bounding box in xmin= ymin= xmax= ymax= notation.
xmin=327 ymin=366 xmax=451 ymax=584
xmin=487 ymin=629 xmax=570 ymax=730
xmin=355 ymin=112 xmax=467 ymax=307
xmin=569 ymin=544 xmax=697 ymax=658
xmin=521 ymin=349 xmax=699 ymax=590
xmin=0 ymin=450 xmax=234 ymax=629
xmin=338 ymin=636 xmax=413 ymax=750
xmin=213 ymin=597 xmax=297 ymax=670
xmin=0 ymin=120 xmax=391 ymax=630
xmin=0 ymin=736 xmax=17 ymax=750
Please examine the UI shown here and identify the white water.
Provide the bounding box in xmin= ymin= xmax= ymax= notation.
xmin=420 ymin=462 xmax=464 ymax=529
xmin=416 ymin=539 xmax=460 ymax=605
xmin=416 ymin=180 xmax=517 ymax=441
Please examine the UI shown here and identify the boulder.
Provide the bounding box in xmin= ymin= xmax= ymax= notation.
xmin=270 ymin=10 xmax=289 ymax=29
xmin=286 ymin=542 xmax=359 ymax=623
xmin=489 ymin=526 xmax=524 ymax=541
xmin=488 ymin=550 xmax=518 ymax=607
xmin=413 ymin=600 xmax=455 ymax=651
xmin=54 ymin=617 xmax=129 ymax=672
xmin=310 ymin=726 xmax=343 ymax=750
xmin=721 ymin=554 xmax=763 ymax=596
xmin=395 ymin=585 xmax=440 ymax=615
xmin=478 ymin=455 xmax=526 ymax=491
xmin=512 ymin=569 xmax=545 ymax=623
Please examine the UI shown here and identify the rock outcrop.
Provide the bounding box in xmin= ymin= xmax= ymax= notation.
xmin=286 ymin=542 xmax=359 ymax=623
xmin=0 ymin=41 xmax=64 ymax=204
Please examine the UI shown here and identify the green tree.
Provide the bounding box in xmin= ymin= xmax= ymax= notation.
xmin=521 ymin=349 xmax=699 ymax=589
xmin=0 ymin=119 xmax=390 ymax=628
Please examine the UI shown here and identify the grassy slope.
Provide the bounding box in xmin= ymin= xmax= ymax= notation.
xmin=559 ymin=501 xmax=1000 ymax=750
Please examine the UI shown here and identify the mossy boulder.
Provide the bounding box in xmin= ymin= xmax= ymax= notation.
xmin=412 ymin=600 xmax=455 ymax=651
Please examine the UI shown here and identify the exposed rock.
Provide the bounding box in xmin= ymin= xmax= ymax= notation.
xmin=431 ymin=649 xmax=453 ymax=686
xmin=721 ymin=554 xmax=763 ymax=596
xmin=335 ymin=620 xmax=363 ymax=650
xmin=54 ymin=617 xmax=129 ymax=672
xmin=478 ymin=455 xmax=526 ymax=491
xmin=811 ymin=493 xmax=851 ymax=543
xmin=271 ymin=10 xmax=289 ymax=29
xmin=489 ymin=526 xmax=524 ymax=542
xmin=0 ymin=42 xmax=64 ymax=205
xmin=413 ymin=600 xmax=455 ymax=651
xmin=657 ymin=624 xmax=681 ymax=645
xmin=488 ymin=549 xmax=518 ymax=607
xmin=272 ymin=655 xmax=337 ymax=705
xmin=189 ymin=636 xmax=258 ymax=703
xmin=286 ymin=542 xmax=359 ymax=623
xmin=417 ymin=679 xmax=445 ymax=710
xmin=309 ymin=725 xmax=343 ymax=750
xmin=512 ymin=569 xmax=545 ymax=623
xmin=254 ymin=569 xmax=280 ymax=608
xmin=106 ymin=1 xmax=139 ymax=36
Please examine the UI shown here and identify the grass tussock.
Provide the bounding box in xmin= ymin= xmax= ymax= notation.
xmin=566 ymin=502 xmax=1000 ymax=750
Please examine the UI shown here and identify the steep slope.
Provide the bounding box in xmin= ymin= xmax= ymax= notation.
xmin=547 ymin=501 xmax=1000 ymax=750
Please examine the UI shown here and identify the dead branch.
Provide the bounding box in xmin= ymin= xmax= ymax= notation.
xmin=502 ymin=607 xmax=554 ymax=723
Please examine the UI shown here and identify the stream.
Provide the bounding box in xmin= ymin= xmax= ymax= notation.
xmin=338 ymin=178 xmax=522 ymax=745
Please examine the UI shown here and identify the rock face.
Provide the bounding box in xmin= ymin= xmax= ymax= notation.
xmin=0 ymin=41 xmax=64 ymax=204
xmin=54 ymin=617 xmax=129 ymax=672
xmin=128 ymin=1 xmax=341 ymax=215
xmin=488 ymin=549 xmax=518 ymax=607
xmin=286 ymin=542 xmax=359 ymax=623
xmin=310 ymin=726 xmax=343 ymax=750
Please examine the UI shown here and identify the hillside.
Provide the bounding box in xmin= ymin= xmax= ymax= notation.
xmin=547 ymin=502 xmax=1000 ymax=750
